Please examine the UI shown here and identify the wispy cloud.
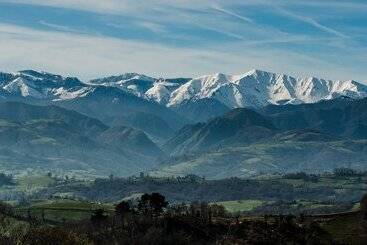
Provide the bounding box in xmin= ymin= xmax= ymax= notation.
xmin=3 ymin=0 xmax=367 ymax=17
xmin=274 ymin=7 xmax=348 ymax=38
xmin=0 ymin=22 xmax=365 ymax=82
xmin=290 ymin=1 xmax=367 ymax=12
xmin=136 ymin=21 xmax=167 ymax=34
xmin=1 ymin=0 xmax=130 ymax=14
xmin=38 ymin=20 xmax=87 ymax=34
xmin=193 ymin=22 xmax=246 ymax=41
xmin=0 ymin=1 xmax=365 ymax=82
xmin=211 ymin=4 xmax=253 ymax=23
xmin=107 ymin=21 xmax=167 ymax=34
xmin=0 ymin=0 xmax=212 ymax=15
xmin=0 ymin=0 xmax=355 ymax=41
xmin=0 ymin=22 xmax=253 ymax=79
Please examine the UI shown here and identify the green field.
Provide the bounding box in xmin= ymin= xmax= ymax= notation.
xmin=216 ymin=199 xmax=271 ymax=213
xmin=17 ymin=175 xmax=56 ymax=188
xmin=15 ymin=199 xmax=114 ymax=222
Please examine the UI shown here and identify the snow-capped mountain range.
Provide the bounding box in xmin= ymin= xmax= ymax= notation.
xmin=1 ymin=69 xmax=367 ymax=177
xmin=167 ymin=69 xmax=367 ymax=108
xmin=0 ymin=70 xmax=92 ymax=101
xmin=1 ymin=69 xmax=366 ymax=110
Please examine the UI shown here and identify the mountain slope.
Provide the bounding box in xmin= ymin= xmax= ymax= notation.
xmin=1 ymin=69 xmax=366 ymax=126
xmin=0 ymin=71 xmax=190 ymax=138
xmin=97 ymin=125 xmax=164 ymax=159
xmin=164 ymin=108 xmax=275 ymax=155
xmin=153 ymin=139 xmax=367 ymax=179
xmin=170 ymin=98 xmax=231 ymax=122
xmin=156 ymin=98 xmax=367 ymax=178
xmin=0 ymin=102 xmax=163 ymax=177
xmin=55 ymin=86 xmax=189 ymax=132
xmin=0 ymin=101 xmax=107 ymax=137
xmin=0 ymin=70 xmax=91 ymax=101
xmin=261 ymin=97 xmax=367 ymax=139
xmin=89 ymin=74 xmax=189 ymax=103
xmin=0 ymin=69 xmax=366 ymax=178
xmin=110 ymin=111 xmax=175 ymax=143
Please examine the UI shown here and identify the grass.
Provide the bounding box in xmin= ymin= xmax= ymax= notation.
xmin=320 ymin=212 xmax=362 ymax=244
xmin=0 ymin=215 xmax=29 ymax=243
xmin=351 ymin=203 xmax=360 ymax=211
xmin=15 ymin=199 xmax=114 ymax=222
xmin=291 ymin=200 xmax=334 ymax=210
xmin=29 ymin=199 xmax=113 ymax=210
xmin=17 ymin=175 xmax=56 ymax=190
xmin=0 ymin=175 xmax=58 ymax=198
xmin=215 ymin=199 xmax=270 ymax=213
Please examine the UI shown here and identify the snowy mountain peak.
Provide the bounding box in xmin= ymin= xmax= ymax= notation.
xmin=0 ymin=70 xmax=88 ymax=101
xmin=146 ymin=83 xmax=171 ymax=104
xmin=3 ymin=77 xmax=44 ymax=98
xmin=245 ymin=69 xmax=271 ymax=77
xmin=89 ymin=73 xmax=155 ymax=85
xmin=0 ymin=69 xmax=366 ymax=110
xmin=167 ymin=70 xmax=367 ymax=108
xmin=88 ymin=73 xmax=157 ymax=97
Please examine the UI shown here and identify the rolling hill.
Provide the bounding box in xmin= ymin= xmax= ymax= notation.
xmin=163 ymin=108 xmax=275 ymax=155
xmin=154 ymin=98 xmax=367 ymax=178
xmin=0 ymin=102 xmax=163 ymax=177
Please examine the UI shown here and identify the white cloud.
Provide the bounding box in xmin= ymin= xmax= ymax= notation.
xmin=0 ymin=22 xmax=365 ymax=82
xmin=1 ymin=0 xmax=131 ymax=14
xmin=0 ymin=0 xmax=212 ymax=14
xmin=38 ymin=20 xmax=88 ymax=34
xmin=1 ymin=0 xmax=358 ymax=44
xmin=3 ymin=0 xmax=367 ymax=17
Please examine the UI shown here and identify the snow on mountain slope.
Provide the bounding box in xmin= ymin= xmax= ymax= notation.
xmin=89 ymin=73 xmax=156 ymax=98
xmin=168 ymin=69 xmax=367 ymax=109
xmin=89 ymin=74 xmax=187 ymax=103
xmin=145 ymin=79 xmax=186 ymax=104
xmin=3 ymin=77 xmax=45 ymax=98
xmin=0 ymin=70 xmax=91 ymax=101
xmin=146 ymin=83 xmax=170 ymax=104
xmin=52 ymin=87 xmax=92 ymax=101
xmin=0 ymin=69 xmax=366 ymax=110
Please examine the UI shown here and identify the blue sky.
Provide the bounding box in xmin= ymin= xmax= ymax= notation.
xmin=0 ymin=0 xmax=366 ymax=82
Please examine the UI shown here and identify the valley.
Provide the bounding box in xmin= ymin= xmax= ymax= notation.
xmin=0 ymin=69 xmax=366 ymax=244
